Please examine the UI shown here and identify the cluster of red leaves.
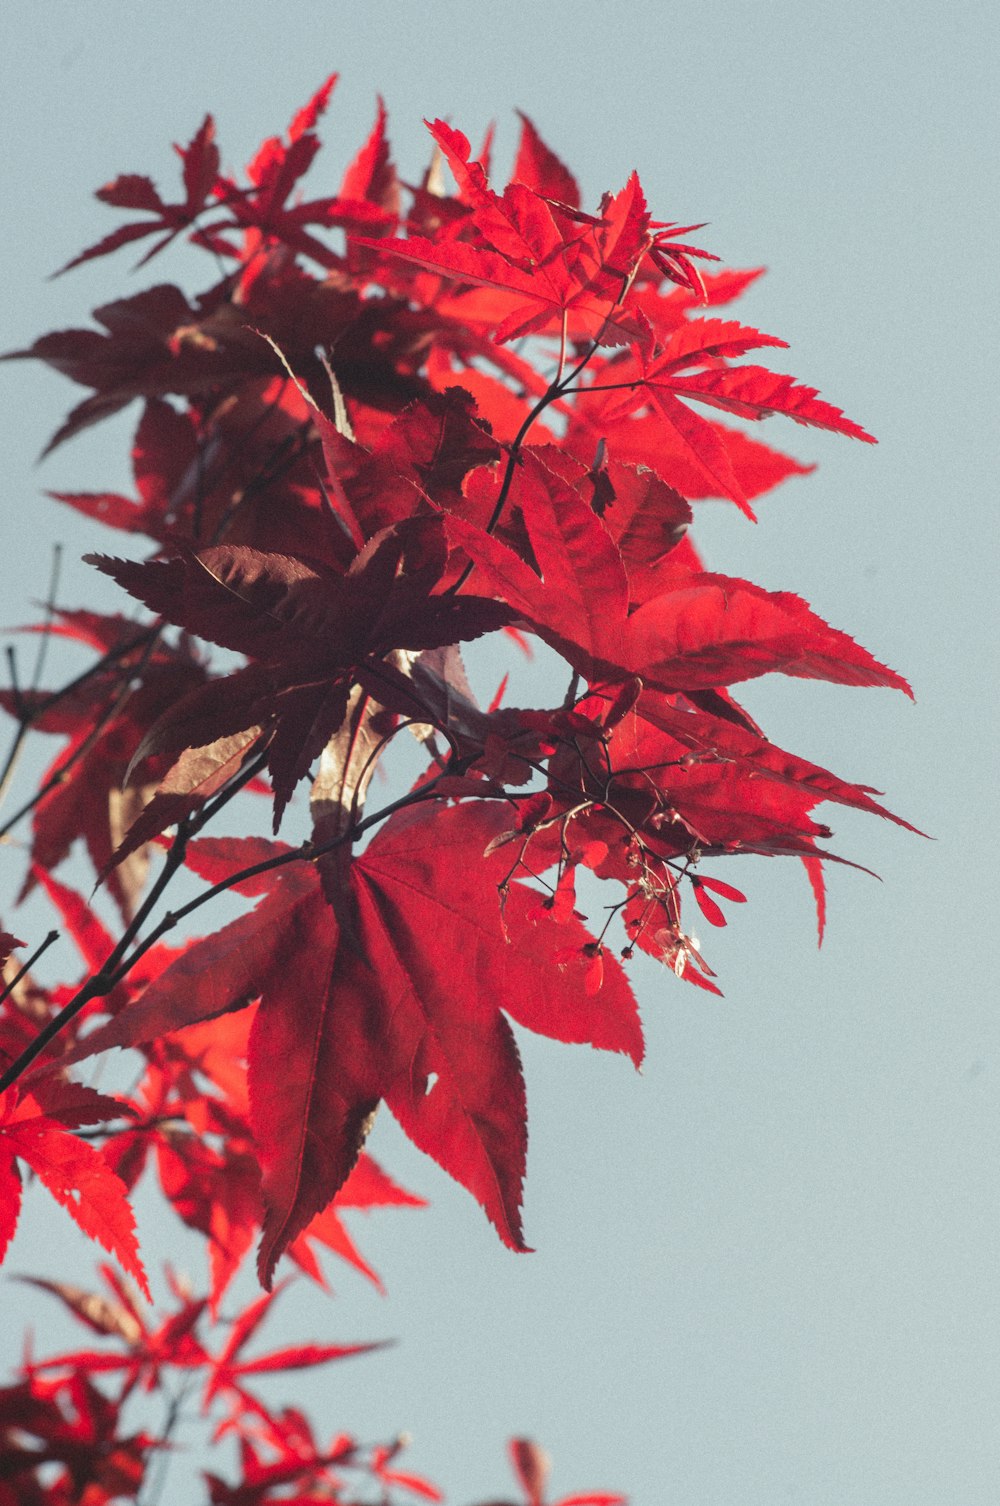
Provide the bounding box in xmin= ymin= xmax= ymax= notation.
xmin=0 ymin=883 xmax=424 ymax=1311
xmin=0 ymin=1261 xmax=440 ymax=1505
xmin=1 ymin=75 xmax=910 ymax=1352
xmin=0 ymin=1262 xmax=617 ymax=1505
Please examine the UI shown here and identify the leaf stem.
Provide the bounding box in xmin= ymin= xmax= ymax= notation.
xmin=0 ymin=930 xmax=60 ymax=1016
xmin=0 ymin=632 xmax=160 ymax=842
xmin=0 ymin=750 xmax=268 ymax=1093
xmin=0 ymin=625 xmax=160 ymax=816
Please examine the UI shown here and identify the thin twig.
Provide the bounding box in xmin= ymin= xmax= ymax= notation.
xmin=0 ymin=623 xmax=162 ymax=816
xmin=0 ymin=631 xmax=160 ymax=842
xmin=28 ymin=543 xmax=64 ymax=696
xmin=0 ymin=750 xmax=268 ymax=1093
xmin=449 ymin=290 xmax=632 ymax=596
xmin=0 ymin=930 xmax=60 ymax=1015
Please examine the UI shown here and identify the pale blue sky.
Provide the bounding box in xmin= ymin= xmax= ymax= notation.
xmin=1 ymin=4 xmax=998 ymax=1503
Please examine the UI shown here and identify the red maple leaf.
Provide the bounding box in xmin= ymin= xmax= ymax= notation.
xmin=0 ymin=1078 xmax=148 ymax=1296
xmin=443 ymin=457 xmax=910 ymax=701
xmin=61 ymin=800 xmax=642 ymax=1282
xmin=200 ymin=1280 xmax=386 ymax=1423
xmin=29 ymin=1265 xmax=209 ymax=1400
xmin=206 ymin=75 xmax=396 ymax=273
xmin=53 ymin=113 xmax=222 ymax=276
xmin=87 ymin=520 xmax=514 ymax=832
xmin=355 ymin=120 xmax=657 ymax=346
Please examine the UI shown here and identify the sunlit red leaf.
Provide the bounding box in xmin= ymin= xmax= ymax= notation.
xmin=0 ymin=1083 xmax=148 ymax=1295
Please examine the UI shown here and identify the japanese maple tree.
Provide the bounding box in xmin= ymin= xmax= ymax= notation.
xmin=0 ymin=75 xmax=912 ymax=1502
